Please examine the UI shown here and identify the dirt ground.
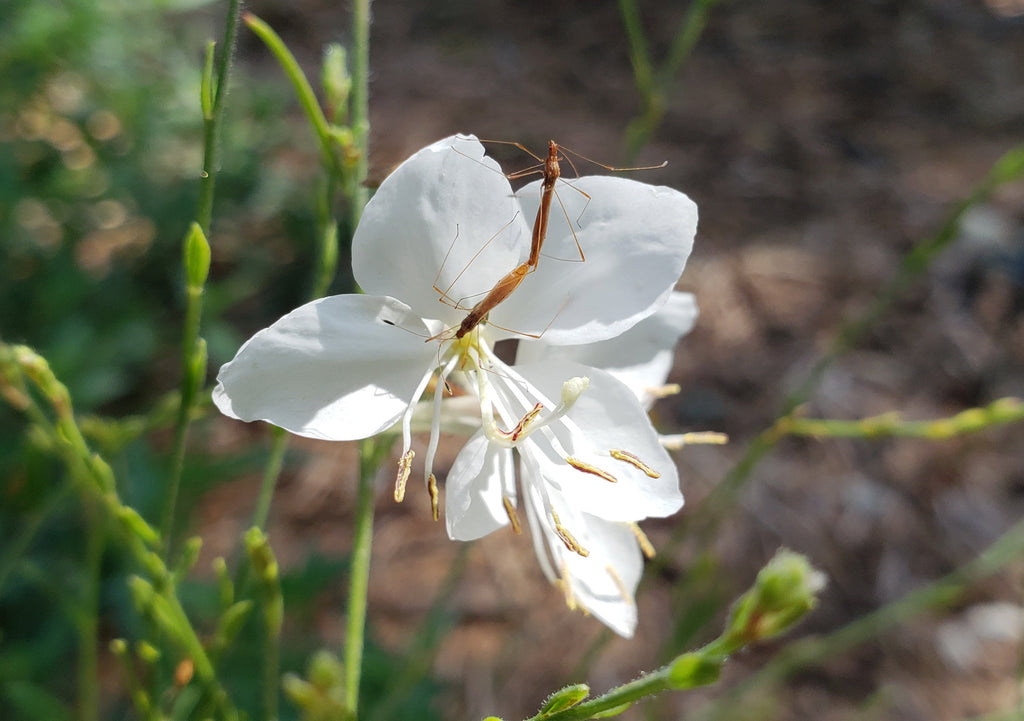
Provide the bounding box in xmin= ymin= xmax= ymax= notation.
xmin=207 ymin=1 xmax=1024 ymax=719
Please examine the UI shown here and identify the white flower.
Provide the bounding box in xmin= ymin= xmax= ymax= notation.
xmin=213 ymin=134 xmax=698 ymax=633
xmin=467 ymin=291 xmax=700 ymax=638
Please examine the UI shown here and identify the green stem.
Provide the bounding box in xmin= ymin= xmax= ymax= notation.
xmin=618 ymin=0 xmax=654 ymax=101
xmin=0 ymin=479 xmax=73 ymax=595
xmin=349 ymin=0 xmax=371 ymax=224
xmin=161 ymin=286 xmax=203 ymax=556
xmin=620 ymin=0 xmax=719 ymax=159
xmin=672 ymin=144 xmax=1024 ymax=553
xmin=243 ymin=13 xmax=339 ymax=176
xmin=778 ymin=397 xmax=1024 ymax=440
xmin=344 ymin=438 xmax=384 ymax=716
xmin=196 ymin=0 xmax=242 ymax=234
xmin=1 ymin=344 xmax=238 ymax=719
xmin=708 ymin=518 xmax=1024 ymax=718
xmin=251 ymin=426 xmax=289 ymax=531
xmin=77 ymin=498 xmax=103 ymax=721
xmin=163 ymin=0 xmax=242 ymax=555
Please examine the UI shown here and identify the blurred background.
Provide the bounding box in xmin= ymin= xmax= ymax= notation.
xmin=2 ymin=0 xmax=1023 ymax=719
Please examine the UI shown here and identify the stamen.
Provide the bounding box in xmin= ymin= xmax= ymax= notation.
xmin=552 ymin=510 xmax=589 ymax=557
xmin=605 ymin=565 xmax=634 ymax=605
xmin=660 ymin=431 xmax=729 ymax=450
xmin=394 ymin=450 xmax=414 ymax=502
xmin=565 ymin=456 xmax=618 ymax=483
xmin=609 ymin=449 xmax=661 ymax=478
xmin=424 ymin=354 xmax=460 ymax=486
xmin=428 ymin=473 xmax=440 ymax=521
xmin=644 ymin=383 xmax=681 ymax=400
xmin=503 ymin=496 xmax=522 ymax=534
xmin=629 ymin=522 xmax=656 ymax=559
xmin=555 ymin=574 xmax=577 ymax=611
xmin=495 ymin=402 xmax=543 ymax=442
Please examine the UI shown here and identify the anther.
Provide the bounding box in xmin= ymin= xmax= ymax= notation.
xmin=629 ymin=522 xmax=656 ymax=559
xmin=605 ymin=565 xmax=633 ymax=605
xmin=644 ymin=383 xmax=681 ymax=400
xmin=660 ymin=431 xmax=729 ymax=450
xmin=394 ymin=450 xmax=414 ymax=502
xmin=609 ymin=449 xmax=661 ymax=478
xmin=555 ymin=575 xmax=577 ymax=611
xmin=497 ymin=402 xmax=543 ymax=442
xmin=552 ymin=510 xmax=589 ymax=557
xmin=503 ymin=496 xmax=522 ymax=534
xmin=565 ymin=456 xmax=618 ymax=483
xmin=428 ymin=473 xmax=440 ymax=521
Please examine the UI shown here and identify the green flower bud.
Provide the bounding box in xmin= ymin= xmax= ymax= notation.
xmin=322 ymin=43 xmax=351 ymax=124
xmin=538 ymin=684 xmax=589 ymax=716
xmin=183 ymin=222 xmax=211 ymax=289
xmin=726 ymin=549 xmax=826 ymax=646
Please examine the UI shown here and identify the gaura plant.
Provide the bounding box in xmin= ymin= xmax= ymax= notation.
xmin=213 ymin=134 xmax=698 ymax=636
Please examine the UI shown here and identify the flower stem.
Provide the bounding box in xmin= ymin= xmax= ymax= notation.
xmin=251 ymin=426 xmax=289 ymax=531
xmin=705 ymin=518 xmax=1024 ymax=719
xmin=162 ymin=0 xmax=242 ymax=556
xmin=349 ymin=0 xmax=371 ymax=224
xmin=196 ymin=0 xmax=242 ymax=235
xmin=344 ymin=438 xmax=385 ymax=716
xmin=619 ymin=0 xmax=719 ymax=160
xmin=77 ymin=497 xmax=103 ymax=721
xmin=670 ymin=143 xmax=1024 ymax=553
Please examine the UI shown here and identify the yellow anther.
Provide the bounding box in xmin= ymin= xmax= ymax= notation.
xmin=565 ymin=456 xmax=617 ymax=483
xmin=503 ymin=496 xmax=522 ymax=534
xmin=428 ymin=473 xmax=440 ymax=521
xmin=629 ymin=522 xmax=656 ymax=559
xmin=555 ymin=575 xmax=577 ymax=611
xmin=609 ymin=449 xmax=661 ymax=478
xmin=394 ymin=450 xmax=414 ymax=502
xmin=498 ymin=402 xmax=544 ymax=442
xmin=660 ymin=431 xmax=729 ymax=450
xmin=552 ymin=510 xmax=589 ymax=557
xmin=605 ymin=565 xmax=634 ymax=605
xmin=644 ymin=382 xmax=681 ymax=399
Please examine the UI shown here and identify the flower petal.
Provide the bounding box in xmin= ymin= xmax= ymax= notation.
xmin=493 ymin=176 xmax=697 ymax=344
xmin=353 ymin=134 xmax=530 ymax=322
xmin=516 ymin=359 xmax=683 ymax=520
xmin=213 ymin=294 xmax=437 ymax=441
xmin=517 ymin=291 xmax=698 ymax=405
xmin=523 ymin=483 xmax=642 ymax=637
xmin=445 ymin=431 xmax=514 ymax=540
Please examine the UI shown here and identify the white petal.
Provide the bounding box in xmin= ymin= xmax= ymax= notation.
xmin=352 ymin=134 xmax=530 ymax=322
xmin=445 ymin=431 xmax=513 ymax=540
xmin=492 ymin=176 xmax=697 ymax=344
xmin=561 ymin=516 xmax=642 ymax=637
xmin=523 ymin=483 xmax=642 ymax=637
xmin=517 ymin=292 xmax=698 ymax=404
xmin=517 ymin=359 xmax=683 ymax=520
xmin=213 ymin=294 xmax=437 ymax=441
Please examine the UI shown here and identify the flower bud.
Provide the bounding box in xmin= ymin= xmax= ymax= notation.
xmin=724 ymin=549 xmax=826 ymax=646
xmin=322 ymin=43 xmax=351 ymax=124
xmin=537 ymin=683 xmax=589 ymax=716
xmin=183 ymin=222 xmax=211 ymax=290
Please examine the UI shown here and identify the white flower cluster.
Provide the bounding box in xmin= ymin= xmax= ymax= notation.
xmin=213 ymin=135 xmax=698 ymax=637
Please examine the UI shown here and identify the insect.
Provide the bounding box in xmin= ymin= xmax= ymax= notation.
xmin=435 ymin=139 xmax=667 ymax=341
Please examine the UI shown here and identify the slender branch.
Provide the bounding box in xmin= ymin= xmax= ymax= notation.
xmin=195 ymin=0 xmax=242 ymax=234
xmin=344 ymin=438 xmax=385 ymax=716
xmin=672 ymin=144 xmax=1024 ymax=552
xmin=705 ymin=518 xmax=1024 ymax=718
xmin=162 ymin=0 xmax=242 ymax=554
xmin=778 ymin=397 xmax=1024 ymax=440
xmin=349 ymin=0 xmax=372 ymax=224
